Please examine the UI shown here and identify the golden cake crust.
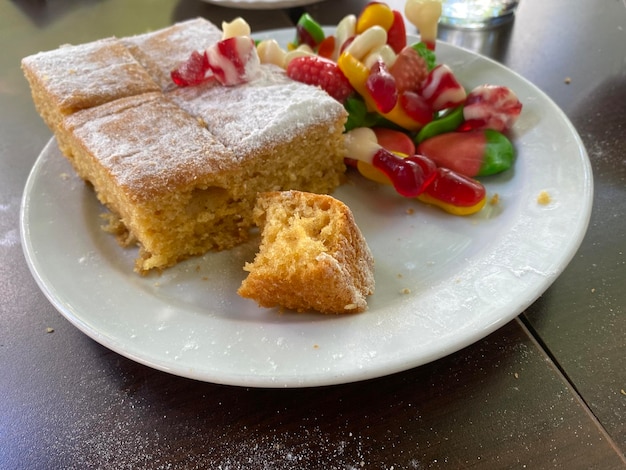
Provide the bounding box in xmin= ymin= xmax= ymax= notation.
xmin=238 ymin=190 xmax=375 ymax=314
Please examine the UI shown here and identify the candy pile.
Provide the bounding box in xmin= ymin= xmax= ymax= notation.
xmin=171 ymin=0 xmax=523 ymax=216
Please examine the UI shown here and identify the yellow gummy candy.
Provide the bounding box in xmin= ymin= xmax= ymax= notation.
xmin=356 ymin=3 xmax=395 ymax=34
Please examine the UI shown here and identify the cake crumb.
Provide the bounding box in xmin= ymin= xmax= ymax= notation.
xmin=405 ymin=207 xmax=415 ymax=215
xmin=400 ymin=288 xmax=411 ymax=295
xmin=313 ymin=344 xmax=319 ymax=349
xmin=489 ymin=193 xmax=500 ymax=205
xmin=537 ymin=190 xmax=551 ymax=205
xmin=620 ymin=389 xmax=626 ymax=396
xmin=564 ymin=77 xmax=571 ymax=84
xmin=46 ymin=327 xmax=55 ymax=334
xmin=514 ymin=372 xmax=519 ymax=379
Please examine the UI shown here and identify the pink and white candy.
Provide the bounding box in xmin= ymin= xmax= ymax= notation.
xmin=206 ymin=36 xmax=260 ymax=86
xmin=463 ymin=84 xmax=523 ymax=132
xmin=420 ymin=64 xmax=467 ymax=111
xmin=171 ymin=36 xmax=261 ymax=87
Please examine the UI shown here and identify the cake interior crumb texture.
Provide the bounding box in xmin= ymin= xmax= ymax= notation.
xmin=21 ymin=18 xmax=347 ymax=273
xmin=238 ymin=191 xmax=375 ymax=314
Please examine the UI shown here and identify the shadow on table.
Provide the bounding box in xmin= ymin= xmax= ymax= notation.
xmin=10 ymin=0 xmax=104 ymax=27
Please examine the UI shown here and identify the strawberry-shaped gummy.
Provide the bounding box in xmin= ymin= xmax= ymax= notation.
xmin=286 ymin=55 xmax=354 ymax=103
xmin=420 ymin=64 xmax=467 ymax=111
xmin=366 ymin=60 xmax=397 ymax=113
xmin=462 ymin=84 xmax=522 ymax=132
xmin=206 ymin=36 xmax=260 ymax=86
xmin=171 ymin=50 xmax=210 ymax=87
xmin=417 ymin=129 xmax=515 ymax=177
xmin=389 ymin=45 xmax=429 ymax=93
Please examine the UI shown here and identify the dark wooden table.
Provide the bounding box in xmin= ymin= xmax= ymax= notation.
xmin=1 ymin=0 xmax=625 ymax=468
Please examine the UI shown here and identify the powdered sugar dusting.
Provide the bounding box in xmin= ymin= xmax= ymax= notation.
xmin=169 ymin=65 xmax=346 ymax=154
xmin=64 ymin=92 xmax=237 ymax=201
xmin=22 ymin=38 xmax=160 ymax=112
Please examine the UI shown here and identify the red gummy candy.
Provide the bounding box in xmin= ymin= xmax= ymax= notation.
xmin=372 ymin=148 xmax=435 ymax=198
xmin=366 ymin=60 xmax=398 ymax=113
xmin=171 ymin=50 xmax=210 ymax=87
xmin=399 ymin=91 xmax=433 ymax=126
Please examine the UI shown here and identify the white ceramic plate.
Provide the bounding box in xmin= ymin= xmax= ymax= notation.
xmin=21 ymin=29 xmax=592 ymax=388
xmin=200 ymin=0 xmax=324 ymax=10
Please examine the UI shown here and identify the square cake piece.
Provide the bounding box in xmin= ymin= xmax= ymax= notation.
xmin=21 ymin=38 xmax=160 ymax=139
xmin=168 ymin=65 xmax=347 ymax=197
xmin=23 ymin=19 xmax=348 ymax=274
xmin=62 ymin=91 xmax=249 ymax=272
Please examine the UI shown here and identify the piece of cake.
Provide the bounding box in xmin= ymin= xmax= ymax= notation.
xmin=61 ymin=91 xmax=244 ymax=271
xmin=168 ymin=65 xmax=346 ymax=196
xmin=22 ymin=19 xmax=348 ymax=273
xmin=21 ymin=37 xmax=160 ymax=155
xmin=238 ymin=190 xmax=375 ymax=314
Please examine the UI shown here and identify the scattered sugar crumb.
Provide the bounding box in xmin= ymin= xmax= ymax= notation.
xmin=400 ymin=288 xmax=411 ymax=295
xmin=46 ymin=327 xmax=55 ymax=334
xmin=59 ymin=172 xmax=71 ymax=181
xmin=564 ymin=77 xmax=571 ymax=84
xmin=537 ymin=190 xmax=551 ymax=205
xmin=489 ymin=193 xmax=500 ymax=205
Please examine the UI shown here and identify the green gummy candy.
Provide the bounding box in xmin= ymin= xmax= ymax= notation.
xmin=479 ymin=129 xmax=515 ymax=176
xmin=297 ymin=13 xmax=325 ymax=45
xmin=415 ymin=106 xmax=464 ymax=143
